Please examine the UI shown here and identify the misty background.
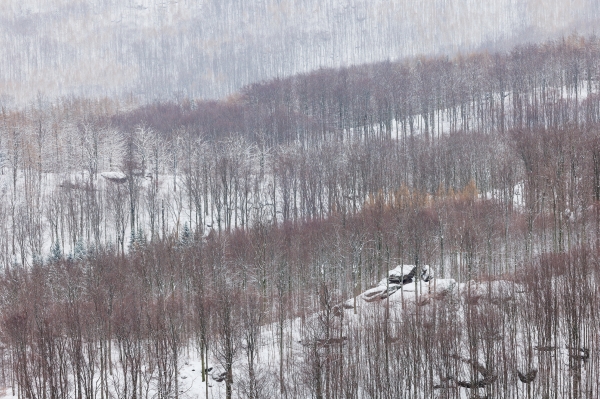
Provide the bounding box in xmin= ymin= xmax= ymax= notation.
xmin=1 ymin=0 xmax=599 ymax=107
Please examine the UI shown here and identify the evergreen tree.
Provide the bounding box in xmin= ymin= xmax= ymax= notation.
xmin=49 ymin=241 xmax=62 ymax=263
xmin=180 ymin=222 xmax=191 ymax=246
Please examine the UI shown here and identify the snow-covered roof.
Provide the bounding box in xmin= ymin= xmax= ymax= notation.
xmin=101 ymin=171 xmax=127 ymax=183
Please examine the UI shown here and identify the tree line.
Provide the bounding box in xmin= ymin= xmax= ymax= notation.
xmin=2 ymin=37 xmax=600 ymax=267
xmin=1 ymin=191 xmax=599 ymax=398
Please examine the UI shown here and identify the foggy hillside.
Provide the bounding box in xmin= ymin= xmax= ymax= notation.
xmin=1 ymin=0 xmax=599 ymax=107
xmin=2 ymin=2 xmax=600 ymax=399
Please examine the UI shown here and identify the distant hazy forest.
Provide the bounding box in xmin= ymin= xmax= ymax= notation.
xmin=1 ymin=0 xmax=599 ymax=106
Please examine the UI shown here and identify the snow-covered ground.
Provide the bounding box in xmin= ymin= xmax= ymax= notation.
xmin=0 ymin=260 xmax=594 ymax=398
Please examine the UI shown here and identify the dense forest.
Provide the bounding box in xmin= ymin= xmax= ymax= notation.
xmin=1 ymin=36 xmax=600 ymax=398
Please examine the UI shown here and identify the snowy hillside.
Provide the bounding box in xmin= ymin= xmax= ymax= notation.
xmin=2 ymin=259 xmax=594 ymax=399
xmin=0 ymin=5 xmax=599 ymax=397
